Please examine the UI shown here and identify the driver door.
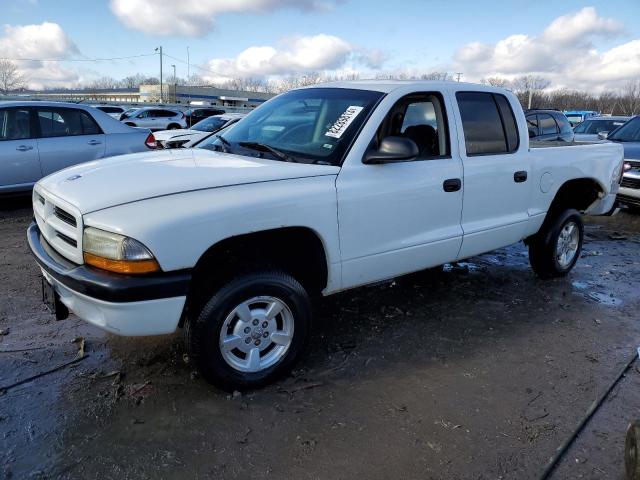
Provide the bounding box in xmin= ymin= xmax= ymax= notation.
xmin=336 ymin=92 xmax=464 ymax=288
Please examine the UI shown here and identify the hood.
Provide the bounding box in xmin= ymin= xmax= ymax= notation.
xmin=38 ymin=149 xmax=339 ymax=214
xmin=620 ymin=142 xmax=640 ymax=160
xmin=153 ymin=129 xmax=201 ymax=141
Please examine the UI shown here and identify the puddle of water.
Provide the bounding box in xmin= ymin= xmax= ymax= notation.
xmin=587 ymin=291 xmax=623 ymax=306
xmin=571 ymin=281 xmax=590 ymax=290
xmin=443 ymin=262 xmax=482 ymax=273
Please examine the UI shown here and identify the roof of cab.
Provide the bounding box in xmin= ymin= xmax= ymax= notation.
xmin=302 ymin=79 xmax=509 ymax=94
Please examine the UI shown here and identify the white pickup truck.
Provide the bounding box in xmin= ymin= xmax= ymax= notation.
xmin=28 ymin=81 xmax=624 ymax=390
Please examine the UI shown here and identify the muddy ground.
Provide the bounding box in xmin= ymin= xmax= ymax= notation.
xmin=1 ymin=197 xmax=639 ymax=480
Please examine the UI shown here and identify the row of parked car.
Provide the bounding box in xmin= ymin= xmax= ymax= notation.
xmin=524 ymin=108 xmax=639 ymax=209
xmin=0 ymin=101 xmax=245 ymax=194
xmin=1 ymin=98 xmax=639 ymax=211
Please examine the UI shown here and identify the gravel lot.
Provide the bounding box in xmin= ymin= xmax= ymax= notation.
xmin=1 ymin=197 xmax=640 ymax=480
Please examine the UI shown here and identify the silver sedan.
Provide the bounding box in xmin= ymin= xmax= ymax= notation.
xmin=1 ymin=101 xmax=156 ymax=194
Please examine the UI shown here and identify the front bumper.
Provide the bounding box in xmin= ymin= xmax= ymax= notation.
xmin=28 ymin=223 xmax=190 ymax=336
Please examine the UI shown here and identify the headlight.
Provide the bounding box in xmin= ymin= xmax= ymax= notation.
xmin=82 ymin=227 xmax=160 ymax=274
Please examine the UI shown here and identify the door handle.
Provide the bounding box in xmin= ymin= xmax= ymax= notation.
xmin=88 ymin=140 xmax=102 ymax=146
xmin=443 ymin=178 xmax=462 ymax=192
xmin=514 ymin=171 xmax=528 ymax=183
xmin=16 ymin=145 xmax=33 ymax=152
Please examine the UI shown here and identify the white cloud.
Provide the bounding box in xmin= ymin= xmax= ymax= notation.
xmin=0 ymin=22 xmax=81 ymax=89
xmin=451 ymin=7 xmax=637 ymax=91
xmin=110 ymin=0 xmax=336 ymax=37
xmin=541 ymin=7 xmax=623 ymax=45
xmin=203 ymin=34 xmax=356 ymax=81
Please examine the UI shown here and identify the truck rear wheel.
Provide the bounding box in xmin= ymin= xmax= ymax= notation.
xmin=186 ymin=271 xmax=311 ymax=391
xmin=528 ymin=208 xmax=584 ymax=279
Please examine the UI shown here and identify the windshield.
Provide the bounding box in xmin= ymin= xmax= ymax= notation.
xmin=574 ymin=119 xmax=627 ymax=134
xmin=566 ymin=115 xmax=583 ymax=125
xmin=196 ymin=87 xmax=384 ymax=165
xmin=608 ymin=117 xmax=640 ymax=142
xmin=192 ymin=116 xmax=229 ymax=132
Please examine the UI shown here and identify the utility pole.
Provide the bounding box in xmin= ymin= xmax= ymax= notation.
xmin=171 ymin=64 xmax=176 ymax=103
xmin=455 ymin=73 xmax=463 ymax=82
xmin=528 ymin=89 xmax=533 ymax=109
xmin=187 ymin=46 xmax=191 ymax=105
xmin=155 ymin=46 xmax=163 ymax=103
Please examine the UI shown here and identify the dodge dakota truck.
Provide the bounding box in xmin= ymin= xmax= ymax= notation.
xmin=28 ymin=81 xmax=624 ymax=390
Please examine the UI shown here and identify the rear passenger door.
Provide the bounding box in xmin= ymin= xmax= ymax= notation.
xmin=35 ymin=107 xmax=106 ymax=176
xmin=0 ymin=107 xmax=41 ymax=191
xmin=453 ymin=91 xmax=531 ymax=259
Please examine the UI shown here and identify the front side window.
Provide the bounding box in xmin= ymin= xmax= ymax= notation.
xmin=192 ymin=116 xmax=228 ymax=132
xmin=197 ymin=87 xmax=384 ymax=165
xmin=539 ymin=114 xmax=558 ymax=135
xmin=372 ymin=93 xmax=450 ymax=159
xmin=0 ymin=108 xmax=32 ymax=141
xmin=37 ymin=108 xmax=102 ymax=138
xmin=457 ymin=91 xmax=518 ymax=155
xmin=609 ymin=117 xmax=640 ymax=142
xmin=555 ymin=114 xmax=572 ymax=134
xmin=575 ymin=119 xmax=627 ymax=134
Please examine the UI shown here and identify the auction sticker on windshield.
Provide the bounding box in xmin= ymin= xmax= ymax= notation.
xmin=325 ymin=106 xmax=364 ymax=138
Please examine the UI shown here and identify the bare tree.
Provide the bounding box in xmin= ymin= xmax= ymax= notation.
xmin=511 ymin=75 xmax=551 ymax=109
xmin=0 ymin=60 xmax=26 ymax=94
xmin=620 ymin=79 xmax=640 ymax=116
xmin=481 ymin=76 xmax=511 ymax=88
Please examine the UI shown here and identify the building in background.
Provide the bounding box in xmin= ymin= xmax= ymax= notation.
xmin=1 ymin=84 xmax=275 ymax=112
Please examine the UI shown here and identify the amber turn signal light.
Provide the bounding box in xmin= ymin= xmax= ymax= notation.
xmin=84 ymin=252 xmax=160 ymax=274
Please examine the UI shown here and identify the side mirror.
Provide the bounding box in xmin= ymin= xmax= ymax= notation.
xmin=363 ymin=136 xmax=419 ymax=164
xmin=597 ymin=131 xmax=609 ymax=140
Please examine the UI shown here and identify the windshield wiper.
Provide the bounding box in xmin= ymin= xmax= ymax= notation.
xmin=238 ymin=142 xmax=294 ymax=162
xmin=215 ymin=134 xmax=231 ymax=152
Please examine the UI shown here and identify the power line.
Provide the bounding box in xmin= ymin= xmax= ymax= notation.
xmin=162 ymin=52 xmax=218 ymax=77
xmin=0 ymin=53 xmax=157 ymax=63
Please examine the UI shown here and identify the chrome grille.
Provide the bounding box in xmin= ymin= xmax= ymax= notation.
xmin=32 ymin=187 xmax=83 ymax=264
xmin=621 ymin=176 xmax=640 ymax=190
xmin=53 ymin=206 xmax=77 ymax=227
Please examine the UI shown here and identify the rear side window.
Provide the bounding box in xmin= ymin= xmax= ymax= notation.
xmin=539 ymin=114 xmax=558 ymax=135
xmin=160 ymin=110 xmax=177 ymax=117
xmin=0 ymin=108 xmax=33 ymax=141
xmin=80 ymin=111 xmax=102 ymax=135
xmin=457 ymin=92 xmax=520 ymax=155
xmin=103 ymin=106 xmax=122 ymax=114
xmin=526 ymin=115 xmax=539 ymax=137
xmin=37 ymin=108 xmax=103 ymax=138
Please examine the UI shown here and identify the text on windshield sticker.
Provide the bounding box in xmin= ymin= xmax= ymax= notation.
xmin=325 ymin=106 xmax=364 ymax=138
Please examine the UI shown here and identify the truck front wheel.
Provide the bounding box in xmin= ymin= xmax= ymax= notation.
xmin=186 ymin=271 xmax=311 ymax=391
xmin=528 ymin=208 xmax=584 ymax=278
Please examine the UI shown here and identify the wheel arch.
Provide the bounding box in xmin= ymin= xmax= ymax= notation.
xmin=183 ymin=226 xmax=330 ymax=324
xmin=548 ymin=177 xmax=605 ymax=215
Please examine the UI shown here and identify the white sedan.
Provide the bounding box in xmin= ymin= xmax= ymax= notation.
xmin=153 ymin=113 xmax=245 ymax=148
xmin=0 ymin=101 xmax=157 ymax=194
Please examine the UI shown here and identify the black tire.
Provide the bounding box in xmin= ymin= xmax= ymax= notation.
xmin=529 ymin=208 xmax=584 ymax=279
xmin=186 ymin=271 xmax=311 ymax=391
xmin=626 ymin=422 xmax=640 ymax=480
xmin=167 ymin=123 xmax=181 ymax=130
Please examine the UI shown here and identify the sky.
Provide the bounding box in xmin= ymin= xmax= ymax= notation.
xmin=1 ymin=0 xmax=639 ymax=92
